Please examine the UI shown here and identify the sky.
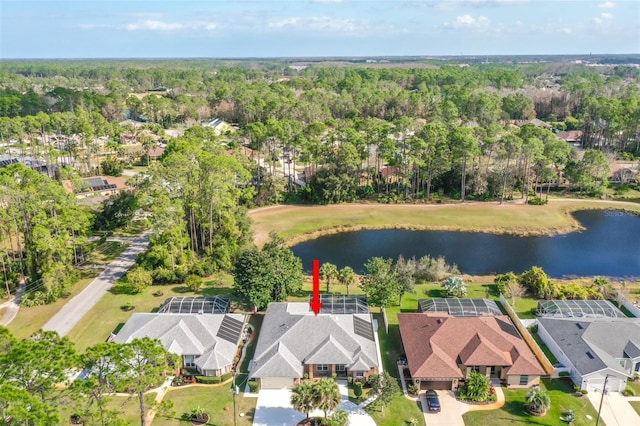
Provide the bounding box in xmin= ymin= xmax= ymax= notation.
xmin=1 ymin=0 xmax=639 ymax=59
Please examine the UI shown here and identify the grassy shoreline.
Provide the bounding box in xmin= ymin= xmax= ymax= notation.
xmin=249 ymin=200 xmax=640 ymax=246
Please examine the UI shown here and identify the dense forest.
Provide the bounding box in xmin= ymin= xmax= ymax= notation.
xmin=0 ymin=59 xmax=639 ymax=303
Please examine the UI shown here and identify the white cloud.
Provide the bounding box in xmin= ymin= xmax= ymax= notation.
xmin=121 ymin=20 xmax=218 ymax=32
xmin=123 ymin=20 xmax=184 ymax=31
xmin=598 ymin=2 xmax=616 ymax=8
xmin=78 ymin=24 xmax=112 ymax=30
xmin=593 ymin=12 xmax=615 ymax=24
xmin=444 ymin=14 xmax=491 ymax=31
xmin=436 ymin=0 xmax=527 ymax=11
xmin=268 ymin=16 xmax=360 ymax=33
xmin=592 ymin=11 xmax=615 ymax=33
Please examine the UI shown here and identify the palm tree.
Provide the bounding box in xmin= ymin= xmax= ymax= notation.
xmin=290 ymin=381 xmax=315 ymax=420
xmin=314 ymin=378 xmax=341 ymax=419
xmin=338 ymin=266 xmax=356 ymax=296
xmin=526 ymin=387 xmax=551 ymax=416
xmin=320 ymin=262 xmax=339 ymax=293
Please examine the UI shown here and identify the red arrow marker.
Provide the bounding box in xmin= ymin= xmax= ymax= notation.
xmin=310 ymin=259 xmax=323 ymax=315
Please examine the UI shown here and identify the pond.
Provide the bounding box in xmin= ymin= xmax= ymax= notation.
xmin=290 ymin=210 xmax=640 ymax=278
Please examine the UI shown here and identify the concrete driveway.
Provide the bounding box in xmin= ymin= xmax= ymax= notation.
xmin=253 ymin=389 xmax=304 ymax=426
xmin=421 ymin=390 xmax=469 ymax=426
xmin=253 ymin=381 xmax=376 ymax=426
xmin=587 ymin=391 xmax=640 ymax=426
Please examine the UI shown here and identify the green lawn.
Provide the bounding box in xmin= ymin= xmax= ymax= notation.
xmin=83 ymin=241 xmax=129 ymax=265
xmin=532 ymin=332 xmax=560 ymax=365
xmin=463 ymin=378 xmax=600 ymax=426
xmin=153 ymin=385 xmax=255 ymax=426
xmin=368 ymin=395 xmax=425 ymax=426
xmin=57 ymin=391 xmax=156 ymax=426
xmin=630 ymin=401 xmax=640 ymax=416
xmin=626 ymin=380 xmax=640 ymax=395
xmin=237 ymin=314 xmax=263 ymax=390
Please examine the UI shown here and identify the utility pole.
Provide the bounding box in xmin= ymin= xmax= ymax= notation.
xmin=232 ymin=369 xmax=237 ymax=426
xmin=595 ymin=374 xmax=609 ymax=426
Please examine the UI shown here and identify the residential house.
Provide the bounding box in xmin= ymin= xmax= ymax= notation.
xmin=114 ymin=296 xmax=246 ymax=377
xmin=398 ymin=313 xmax=546 ymax=391
xmin=537 ymin=318 xmax=640 ymax=392
xmin=250 ymin=298 xmax=380 ymax=389
xmin=203 ymin=117 xmax=235 ymax=135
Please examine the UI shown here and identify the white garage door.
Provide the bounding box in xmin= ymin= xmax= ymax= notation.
xmin=585 ymin=376 xmax=625 ymax=393
xmin=261 ymin=377 xmax=294 ymax=389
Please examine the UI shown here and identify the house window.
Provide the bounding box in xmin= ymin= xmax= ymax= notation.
xmin=519 ymin=375 xmax=529 ymax=386
xmin=336 ymin=364 xmax=346 ymax=372
xmin=356 ymin=371 xmax=364 ymax=377
xmin=471 ymin=366 xmax=481 ymax=373
xmin=184 ymin=355 xmax=196 ymax=368
xmin=317 ymin=364 xmax=329 ymax=372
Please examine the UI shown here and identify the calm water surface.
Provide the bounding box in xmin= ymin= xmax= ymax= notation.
xmin=291 ymin=210 xmax=640 ymax=278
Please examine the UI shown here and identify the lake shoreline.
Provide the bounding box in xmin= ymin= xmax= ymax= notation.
xmin=249 ymin=200 xmax=640 ymax=247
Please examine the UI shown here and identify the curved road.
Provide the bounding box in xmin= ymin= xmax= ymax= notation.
xmin=42 ymin=231 xmax=151 ymax=336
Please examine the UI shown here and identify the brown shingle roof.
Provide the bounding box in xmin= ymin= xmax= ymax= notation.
xmin=398 ymin=314 xmax=545 ymax=380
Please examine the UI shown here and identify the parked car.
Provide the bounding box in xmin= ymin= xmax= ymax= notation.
xmin=426 ymin=390 xmax=441 ymax=412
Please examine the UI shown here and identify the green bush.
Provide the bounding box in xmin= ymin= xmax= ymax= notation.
xmin=624 ymin=387 xmax=635 ymax=396
xmin=527 ymin=197 xmax=548 ymax=205
xmin=248 ymin=380 xmax=260 ymax=393
xmin=407 ymin=383 xmax=419 ymax=395
xmin=353 ymin=381 xmax=363 ymax=398
xmin=559 ymin=371 xmax=571 ymax=378
xmin=195 ymin=376 xmax=222 ymax=384
xmin=581 ymin=389 xmax=588 ymax=395
xmin=221 ymin=372 xmax=233 ymax=382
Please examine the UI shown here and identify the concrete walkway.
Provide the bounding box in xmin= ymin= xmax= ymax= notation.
xmin=587 ymin=391 xmax=640 ymax=426
xmin=42 ymin=231 xmax=151 ymax=336
xmin=0 ymin=280 xmax=26 ymax=326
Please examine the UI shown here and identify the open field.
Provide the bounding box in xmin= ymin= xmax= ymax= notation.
xmin=249 ymin=200 xmax=640 ymax=246
xmin=463 ymin=378 xmax=600 ymax=426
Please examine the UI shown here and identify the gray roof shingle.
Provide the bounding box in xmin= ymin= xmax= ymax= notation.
xmin=114 ymin=313 xmax=246 ymax=371
xmin=250 ymin=303 xmax=378 ymax=379
xmin=538 ymin=318 xmax=640 ymax=376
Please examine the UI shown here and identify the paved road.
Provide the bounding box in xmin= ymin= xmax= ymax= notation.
xmin=42 ymin=231 xmax=151 ymax=336
xmin=0 ymin=280 xmax=26 ymax=326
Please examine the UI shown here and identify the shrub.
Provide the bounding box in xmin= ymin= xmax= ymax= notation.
xmin=526 ymin=388 xmax=551 ymax=416
xmin=347 ymin=376 xmax=353 ymax=385
xmin=248 ymin=381 xmax=260 ymax=393
xmin=353 ymin=381 xmax=363 ymax=399
xmin=221 ymin=372 xmax=234 ymax=382
xmin=558 ymin=371 xmax=571 ymax=378
xmin=442 ymin=276 xmax=467 ymax=298
xmin=624 ymin=387 xmax=635 ymax=396
xmin=527 ymin=197 xmax=548 ymax=205
xmin=185 ymin=274 xmax=204 ymax=292
xmin=407 ymin=383 xmax=419 ymax=395
xmin=581 ymin=389 xmax=588 ymax=395
xmin=195 ymin=376 xmax=222 ymax=384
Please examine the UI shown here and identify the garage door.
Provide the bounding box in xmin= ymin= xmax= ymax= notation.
xmin=585 ymin=376 xmax=625 ymax=393
xmin=261 ymin=377 xmax=294 ymax=389
xmin=422 ymin=380 xmax=453 ymax=391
